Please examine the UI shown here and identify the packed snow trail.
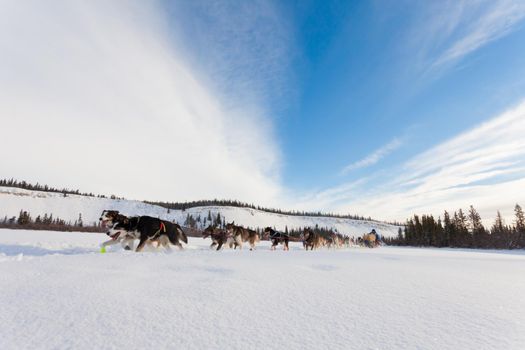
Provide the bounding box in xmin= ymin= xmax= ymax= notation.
xmin=0 ymin=229 xmax=524 ymax=350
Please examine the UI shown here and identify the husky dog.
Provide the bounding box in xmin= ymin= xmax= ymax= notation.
xmin=202 ymin=225 xmax=233 ymax=251
xmin=225 ymin=222 xmax=260 ymax=250
xmin=99 ymin=210 xmax=188 ymax=252
xmin=263 ymin=227 xmax=289 ymax=251
xmin=327 ymin=233 xmax=344 ymax=249
xmin=302 ymin=228 xmax=324 ymax=250
xmin=133 ymin=216 xmax=188 ymax=252
xmin=325 ymin=236 xmax=333 ymax=249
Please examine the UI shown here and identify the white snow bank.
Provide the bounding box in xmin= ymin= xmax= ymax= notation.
xmin=0 ymin=229 xmax=523 ymax=350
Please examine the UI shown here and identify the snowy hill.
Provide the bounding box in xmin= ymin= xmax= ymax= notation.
xmin=0 ymin=187 xmax=401 ymax=237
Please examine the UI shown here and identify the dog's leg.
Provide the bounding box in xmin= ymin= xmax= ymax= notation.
xmin=121 ymin=237 xmax=135 ymax=251
xmin=236 ymin=236 xmax=243 ymax=250
xmin=217 ymin=241 xmax=223 ymax=251
xmin=101 ymin=238 xmax=122 ymax=247
xmin=128 ymin=239 xmax=135 ymax=251
xmin=167 ymin=231 xmax=182 ymax=250
xmin=135 ymin=236 xmax=148 ymax=252
xmin=157 ymin=236 xmax=170 ymax=251
xmin=163 ymin=240 xmax=173 ymax=252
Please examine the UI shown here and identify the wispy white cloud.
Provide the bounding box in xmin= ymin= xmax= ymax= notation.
xmin=430 ymin=0 xmax=525 ymax=69
xmin=303 ymin=99 xmax=525 ymax=225
xmin=340 ymin=138 xmax=402 ymax=175
xmin=405 ymin=0 xmax=525 ymax=75
xmin=0 ymin=0 xmax=290 ymax=205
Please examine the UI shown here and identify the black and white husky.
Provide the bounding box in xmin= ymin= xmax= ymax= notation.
xmin=263 ymin=227 xmax=289 ymax=251
xmin=99 ymin=210 xmax=188 ymax=252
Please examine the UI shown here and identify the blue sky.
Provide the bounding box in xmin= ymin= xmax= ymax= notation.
xmin=2 ymin=0 xmax=525 ymax=223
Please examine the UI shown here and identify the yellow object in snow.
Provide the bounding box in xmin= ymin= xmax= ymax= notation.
xmin=100 ymin=246 xmax=106 ymax=253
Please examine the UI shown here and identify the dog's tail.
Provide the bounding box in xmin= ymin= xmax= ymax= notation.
xmin=177 ymin=226 xmax=188 ymax=244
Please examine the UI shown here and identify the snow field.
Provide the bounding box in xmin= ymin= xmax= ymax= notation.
xmin=0 ymin=229 xmax=524 ymax=350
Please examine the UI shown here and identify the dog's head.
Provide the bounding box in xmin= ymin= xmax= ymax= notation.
xmin=202 ymin=225 xmax=215 ymax=239
xmin=99 ymin=210 xmax=120 ymax=227
xmin=263 ymin=227 xmax=273 ymax=239
xmin=302 ymin=228 xmax=312 ymax=241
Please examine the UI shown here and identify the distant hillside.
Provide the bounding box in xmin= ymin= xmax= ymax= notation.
xmin=0 ymin=186 xmax=401 ymax=238
xmin=0 ymin=178 xmax=398 ymax=223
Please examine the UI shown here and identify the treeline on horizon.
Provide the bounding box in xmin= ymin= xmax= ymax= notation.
xmin=147 ymin=199 xmax=386 ymax=223
xmin=384 ymin=204 xmax=525 ymax=249
xmin=1 ymin=178 xmax=397 ymax=224
xmin=0 ymin=210 xmax=103 ymax=233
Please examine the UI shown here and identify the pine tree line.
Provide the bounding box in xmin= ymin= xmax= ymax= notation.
xmin=148 ymin=199 xmax=389 ymax=224
xmin=0 ymin=210 xmax=103 ymax=233
xmin=183 ymin=211 xmax=226 ymax=229
xmin=0 ymin=178 xmax=122 ymax=199
xmin=384 ymin=204 xmax=525 ymax=249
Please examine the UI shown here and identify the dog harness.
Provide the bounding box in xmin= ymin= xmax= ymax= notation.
xmin=151 ymin=222 xmax=167 ymax=240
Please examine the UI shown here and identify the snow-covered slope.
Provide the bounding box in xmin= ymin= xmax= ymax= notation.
xmin=0 ymin=229 xmax=524 ymax=350
xmin=0 ymin=187 xmax=401 ymax=237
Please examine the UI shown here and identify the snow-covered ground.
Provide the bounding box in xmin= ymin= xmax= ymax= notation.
xmin=0 ymin=187 xmax=401 ymax=237
xmin=0 ymin=229 xmax=524 ymax=350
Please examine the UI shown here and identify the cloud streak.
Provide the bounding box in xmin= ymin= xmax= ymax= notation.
xmin=340 ymin=138 xmax=402 ymax=175
xmin=0 ymin=0 xmax=289 ymax=205
xmin=431 ymin=0 xmax=525 ymax=69
xmin=403 ymin=0 xmax=525 ymax=77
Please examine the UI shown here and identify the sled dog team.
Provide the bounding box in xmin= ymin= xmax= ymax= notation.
xmin=99 ymin=210 xmax=380 ymax=252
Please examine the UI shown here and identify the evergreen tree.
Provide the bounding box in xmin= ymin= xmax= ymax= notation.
xmin=491 ymin=211 xmax=505 ymax=249
xmin=514 ymin=204 xmax=525 ymax=248
xmin=215 ymin=213 xmax=221 ymax=227
xmin=397 ymin=227 xmax=403 ymax=244
xmin=435 ymin=217 xmax=444 ymax=247
xmin=17 ymin=210 xmax=31 ymax=225
xmin=443 ymin=211 xmax=454 ymax=247
xmin=454 ymin=209 xmax=470 ymax=247
xmin=468 ymin=205 xmax=485 ymax=248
